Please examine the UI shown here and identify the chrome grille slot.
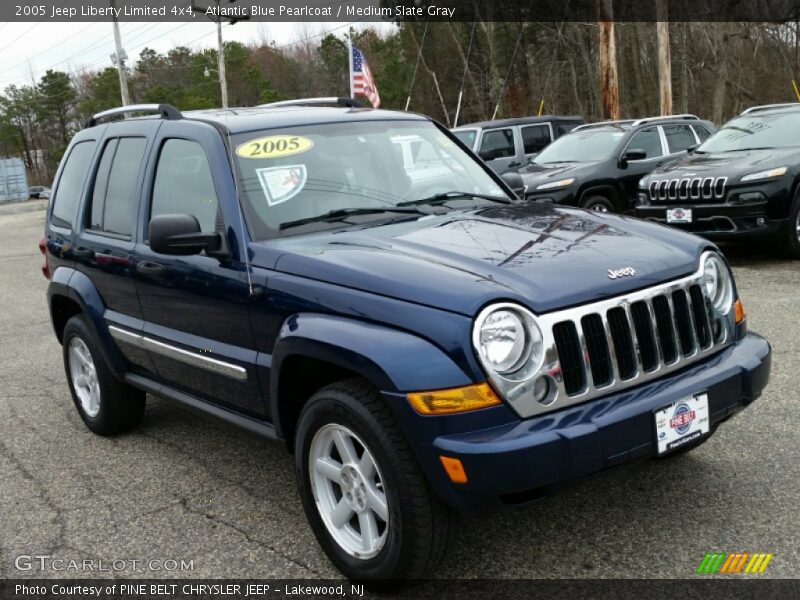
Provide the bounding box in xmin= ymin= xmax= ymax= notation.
xmin=552 ymin=321 xmax=586 ymax=395
xmin=671 ymin=289 xmax=696 ymax=356
xmin=630 ymin=301 xmax=659 ymax=372
xmin=607 ymin=307 xmax=637 ymax=380
xmin=581 ymin=314 xmax=612 ymax=387
xmin=689 ymin=284 xmax=712 ymax=349
xmin=651 ymin=295 xmax=678 ymax=364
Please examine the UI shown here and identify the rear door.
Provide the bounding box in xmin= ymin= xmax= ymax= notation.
xmin=72 ymin=120 xmax=160 ymax=376
xmin=133 ymin=120 xmax=265 ymax=417
xmin=520 ymin=123 xmax=553 ymax=163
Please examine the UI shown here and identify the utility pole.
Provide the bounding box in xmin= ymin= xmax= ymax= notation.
xmin=109 ymin=0 xmax=130 ymax=106
xmin=656 ymin=0 xmax=673 ymax=115
xmin=193 ymin=0 xmax=247 ymax=109
xmin=216 ymin=3 xmax=228 ymax=109
xmin=596 ymin=0 xmax=619 ymax=120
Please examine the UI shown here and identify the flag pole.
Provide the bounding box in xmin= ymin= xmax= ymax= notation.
xmin=347 ymin=36 xmax=355 ymax=99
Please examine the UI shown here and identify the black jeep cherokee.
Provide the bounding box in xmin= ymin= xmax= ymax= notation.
xmin=42 ymin=103 xmax=770 ymax=583
xmin=636 ymin=103 xmax=800 ymax=258
xmin=509 ymin=115 xmax=715 ymax=212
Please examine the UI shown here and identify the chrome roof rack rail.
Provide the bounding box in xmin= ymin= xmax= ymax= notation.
xmin=84 ymin=104 xmax=182 ymax=128
xmin=572 ymin=119 xmax=635 ymax=132
xmin=258 ymin=97 xmax=365 ymax=108
xmin=741 ymin=103 xmax=800 ymax=114
xmin=631 ymin=114 xmax=699 ymax=126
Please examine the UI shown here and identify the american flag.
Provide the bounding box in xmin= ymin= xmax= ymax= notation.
xmin=350 ymin=43 xmax=380 ymax=108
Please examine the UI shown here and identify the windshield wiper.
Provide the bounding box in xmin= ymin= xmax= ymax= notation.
xmin=397 ymin=191 xmax=513 ymax=207
xmin=278 ymin=206 xmax=432 ymax=231
xmin=725 ymin=125 xmax=755 ymax=135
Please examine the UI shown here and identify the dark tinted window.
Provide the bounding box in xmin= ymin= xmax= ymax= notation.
xmin=88 ymin=137 xmax=146 ymax=236
xmin=521 ymin=124 xmax=552 ymax=155
xmin=557 ymin=122 xmax=582 ymax=136
xmin=628 ymin=127 xmax=662 ymax=159
xmin=51 ymin=141 xmax=96 ymax=227
xmin=692 ymin=124 xmax=712 ymax=142
xmin=151 ymin=139 xmax=220 ymax=233
xmin=479 ymin=128 xmax=515 ymax=160
xmin=663 ymin=124 xmax=697 ymax=153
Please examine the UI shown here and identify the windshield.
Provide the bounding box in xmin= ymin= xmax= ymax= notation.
xmin=233 ymin=120 xmax=507 ymax=239
xmin=452 ymin=129 xmax=478 ymax=149
xmin=698 ymin=112 xmax=800 ymax=152
xmin=533 ymin=129 xmax=625 ymax=163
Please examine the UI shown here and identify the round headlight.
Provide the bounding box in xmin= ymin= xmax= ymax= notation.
xmin=476 ymin=307 xmax=544 ymax=375
xmin=702 ymin=253 xmax=733 ymax=314
xmin=478 ymin=310 xmax=527 ymax=373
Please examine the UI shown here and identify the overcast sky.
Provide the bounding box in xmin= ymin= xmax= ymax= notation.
xmin=0 ymin=20 xmax=394 ymax=90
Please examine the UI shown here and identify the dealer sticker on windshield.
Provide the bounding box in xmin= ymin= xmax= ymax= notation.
xmin=236 ymin=135 xmax=314 ymax=159
xmin=255 ymin=165 xmax=307 ymax=206
xmin=655 ymin=392 xmax=710 ymax=455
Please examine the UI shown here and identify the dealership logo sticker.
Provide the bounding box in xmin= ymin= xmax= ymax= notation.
xmin=670 ymin=402 xmax=696 ymax=435
xmin=696 ymin=552 xmax=774 ymax=574
xmin=607 ymin=267 xmax=636 ymax=279
xmin=255 ymin=165 xmax=307 ymax=206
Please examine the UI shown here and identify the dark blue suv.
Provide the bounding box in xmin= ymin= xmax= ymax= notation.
xmin=42 ymin=103 xmax=771 ymax=583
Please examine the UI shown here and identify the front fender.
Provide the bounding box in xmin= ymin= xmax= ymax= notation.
xmin=270 ymin=313 xmax=474 ymax=432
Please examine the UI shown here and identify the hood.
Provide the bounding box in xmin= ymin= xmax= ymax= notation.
xmin=517 ymin=161 xmax=599 ymax=188
xmin=645 ymin=147 xmax=800 ymax=181
xmin=253 ymin=204 xmax=706 ymax=317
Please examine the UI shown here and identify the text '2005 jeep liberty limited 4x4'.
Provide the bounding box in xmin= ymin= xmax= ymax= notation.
xmin=42 ymin=102 xmax=771 ymax=583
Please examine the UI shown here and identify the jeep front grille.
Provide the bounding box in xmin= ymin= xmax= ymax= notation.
xmin=497 ymin=268 xmax=735 ymax=419
xmin=648 ymin=176 xmax=727 ymax=203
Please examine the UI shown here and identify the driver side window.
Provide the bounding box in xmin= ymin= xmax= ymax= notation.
xmin=627 ymin=127 xmax=663 ymax=160
xmin=151 ymin=139 xmax=220 ymax=233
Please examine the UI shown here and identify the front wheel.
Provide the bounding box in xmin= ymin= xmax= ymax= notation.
xmin=295 ymin=379 xmax=450 ymax=584
xmin=580 ymin=194 xmax=616 ymax=213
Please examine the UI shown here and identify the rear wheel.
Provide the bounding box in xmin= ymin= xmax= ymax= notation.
xmin=295 ymin=379 xmax=450 ymax=584
xmin=62 ymin=315 xmax=145 ymax=435
xmin=782 ymin=194 xmax=800 ymax=259
xmin=580 ymin=194 xmax=616 ymax=213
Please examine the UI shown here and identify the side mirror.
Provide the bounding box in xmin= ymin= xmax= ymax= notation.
xmin=149 ymin=213 xmax=222 ymax=256
xmin=500 ymin=171 xmax=527 ymax=199
xmin=686 ymin=144 xmax=698 ymax=154
xmin=624 ymin=149 xmax=647 ymax=161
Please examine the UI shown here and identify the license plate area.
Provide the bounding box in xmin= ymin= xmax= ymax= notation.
xmin=655 ymin=392 xmax=710 ymax=455
xmin=666 ymin=208 xmax=693 ymax=223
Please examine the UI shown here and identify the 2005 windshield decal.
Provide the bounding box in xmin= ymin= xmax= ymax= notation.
xmin=236 ymin=135 xmax=314 ymax=159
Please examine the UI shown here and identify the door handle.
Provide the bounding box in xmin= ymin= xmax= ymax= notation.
xmin=136 ymin=261 xmax=166 ymax=279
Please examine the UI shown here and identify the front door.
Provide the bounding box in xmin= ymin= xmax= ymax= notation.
xmin=134 ymin=121 xmax=264 ymax=417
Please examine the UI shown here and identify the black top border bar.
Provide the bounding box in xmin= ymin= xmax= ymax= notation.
xmin=5 ymin=0 xmax=800 ymax=22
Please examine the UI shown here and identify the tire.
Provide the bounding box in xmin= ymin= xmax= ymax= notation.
xmin=782 ymin=192 xmax=800 ymax=259
xmin=580 ymin=194 xmax=616 ymax=213
xmin=295 ymin=379 xmax=450 ymax=585
xmin=62 ymin=315 xmax=145 ymax=436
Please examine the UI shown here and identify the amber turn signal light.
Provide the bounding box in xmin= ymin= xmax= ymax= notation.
xmin=734 ymin=298 xmax=745 ymax=324
xmin=439 ymin=456 xmax=468 ymax=484
xmin=407 ymin=382 xmax=501 ymax=415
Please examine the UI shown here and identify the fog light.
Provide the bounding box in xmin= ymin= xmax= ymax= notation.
xmin=533 ymin=376 xmax=551 ymax=405
xmin=756 ymin=217 xmax=766 ymax=226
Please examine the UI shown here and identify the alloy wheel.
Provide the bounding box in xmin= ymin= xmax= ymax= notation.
xmin=309 ymin=423 xmax=389 ymax=559
xmin=68 ymin=337 xmax=101 ymax=417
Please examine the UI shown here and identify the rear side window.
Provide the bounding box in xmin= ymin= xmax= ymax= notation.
xmin=663 ymin=124 xmax=697 ymax=153
xmin=51 ymin=141 xmax=96 ymax=228
xmin=151 ymin=139 xmax=220 ymax=233
xmin=452 ymin=129 xmax=477 ymax=149
xmin=88 ymin=137 xmax=147 ymax=237
xmin=557 ymin=122 xmax=581 ymax=136
xmin=521 ymin=124 xmax=552 ymax=155
xmin=479 ymin=128 xmax=515 ymax=160
xmin=627 ymin=127 xmax=663 ymax=159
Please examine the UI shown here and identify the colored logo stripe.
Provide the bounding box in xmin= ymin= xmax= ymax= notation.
xmin=697 ymin=552 xmax=773 ymax=574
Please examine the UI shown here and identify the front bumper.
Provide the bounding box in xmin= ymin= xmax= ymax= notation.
xmin=417 ymin=332 xmax=770 ymax=512
xmin=634 ymin=201 xmax=786 ymax=240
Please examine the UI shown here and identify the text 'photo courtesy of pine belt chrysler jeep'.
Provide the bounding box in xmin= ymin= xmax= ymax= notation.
xmin=635 ymin=103 xmax=800 ymax=259
xmin=505 ymin=114 xmax=715 ymax=213
xmin=42 ymin=102 xmax=771 ymax=585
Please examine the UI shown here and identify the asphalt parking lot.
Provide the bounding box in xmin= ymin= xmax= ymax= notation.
xmin=0 ymin=200 xmax=798 ymax=580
